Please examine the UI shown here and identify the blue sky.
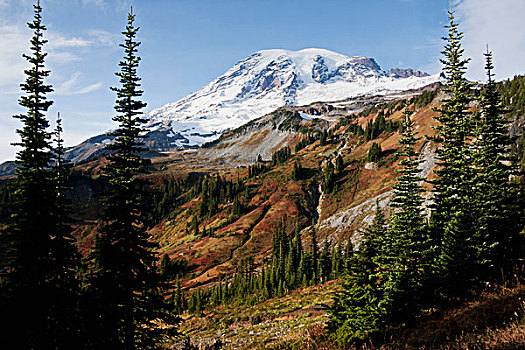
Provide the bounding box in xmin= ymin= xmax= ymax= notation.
xmin=0 ymin=0 xmax=523 ymax=162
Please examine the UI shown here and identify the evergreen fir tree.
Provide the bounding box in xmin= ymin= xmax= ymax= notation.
xmin=311 ymin=229 xmax=319 ymax=283
xmin=336 ymin=154 xmax=344 ymax=173
xmin=320 ymin=240 xmax=331 ymax=282
xmin=49 ymin=114 xmax=83 ymax=347
xmin=320 ymin=130 xmax=327 ymax=146
xmin=430 ymin=8 xmax=478 ymax=299
xmin=366 ymin=142 xmax=382 ymax=163
xmin=344 ymin=240 xmax=353 ymax=272
xmin=382 ymin=103 xmax=433 ymax=326
xmin=174 ymin=278 xmax=183 ymax=314
xmin=161 ymin=253 xmax=171 ymax=277
xmin=331 ymin=244 xmax=343 ymax=279
xmin=323 ymin=161 xmax=336 ymax=193
xmin=0 ymin=2 xmax=80 ymax=347
xmin=88 ymin=8 xmax=176 ymax=348
xmin=472 ymin=49 xmax=523 ymax=277
xmin=329 ymin=202 xmax=387 ymax=345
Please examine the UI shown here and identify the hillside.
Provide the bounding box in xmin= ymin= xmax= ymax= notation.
xmin=168 ymin=282 xmax=525 ymax=349
xmin=1 ymin=75 xmax=524 ymax=348
xmin=143 ymin=89 xmax=438 ymax=288
xmin=153 ymin=76 xmax=525 ymax=349
xmin=3 ymin=2 xmax=524 ymax=349
xmin=56 ymin=48 xmax=440 ymax=165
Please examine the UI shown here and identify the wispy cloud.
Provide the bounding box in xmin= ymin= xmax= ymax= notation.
xmin=48 ymin=29 xmax=117 ymax=49
xmin=0 ymin=22 xmax=114 ymax=91
xmin=0 ymin=24 xmax=30 ymax=89
xmin=51 ymin=52 xmax=82 ymax=64
xmin=82 ymin=0 xmax=106 ymax=8
xmin=86 ymin=29 xmax=119 ymax=46
xmin=0 ymin=0 xmax=122 ymax=162
xmin=55 ymin=71 xmax=82 ymax=92
xmin=55 ymin=71 xmax=103 ymax=95
xmin=70 ymin=83 xmax=103 ymax=95
xmin=455 ymin=0 xmax=525 ymax=81
xmin=47 ymin=33 xmax=91 ymax=49
xmin=81 ymin=0 xmax=130 ymax=13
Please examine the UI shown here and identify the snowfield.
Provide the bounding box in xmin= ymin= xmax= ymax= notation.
xmin=143 ymin=48 xmax=441 ymax=148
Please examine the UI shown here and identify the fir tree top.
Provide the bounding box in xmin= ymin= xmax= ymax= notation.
xmin=13 ymin=0 xmax=54 ymax=172
xmin=107 ymin=7 xmax=148 ymax=160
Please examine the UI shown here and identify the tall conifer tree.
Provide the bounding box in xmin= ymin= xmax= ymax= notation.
xmin=48 ymin=114 xmax=82 ymax=347
xmin=431 ymin=9 xmax=478 ymax=298
xmin=472 ymin=49 xmax=522 ymax=277
xmin=382 ymin=103 xmax=433 ymax=326
xmin=88 ymin=8 xmax=174 ymax=348
xmin=0 ymin=1 xmax=77 ymax=347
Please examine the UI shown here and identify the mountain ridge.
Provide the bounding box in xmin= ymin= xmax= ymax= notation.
xmin=56 ymin=48 xmax=439 ymax=164
xmin=0 ymin=48 xmax=439 ymax=168
xmin=144 ymin=48 xmax=439 ymax=148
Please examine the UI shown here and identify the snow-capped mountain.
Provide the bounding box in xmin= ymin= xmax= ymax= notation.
xmin=145 ymin=48 xmax=438 ymax=148
xmin=61 ymin=48 xmax=441 ymax=163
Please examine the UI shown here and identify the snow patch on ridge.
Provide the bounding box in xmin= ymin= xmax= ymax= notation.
xmin=143 ymin=48 xmax=441 ymax=148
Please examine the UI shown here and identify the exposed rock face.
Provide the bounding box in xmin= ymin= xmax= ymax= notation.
xmin=118 ymin=49 xmax=440 ymax=150
xmin=197 ymin=110 xmax=300 ymax=166
xmin=390 ymin=68 xmax=430 ymax=78
xmin=312 ymin=55 xmax=330 ymax=83
xmin=53 ymin=49 xmax=440 ymax=165
xmin=364 ymin=162 xmax=378 ymax=171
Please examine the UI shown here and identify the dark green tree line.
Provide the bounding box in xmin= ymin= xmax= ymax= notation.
xmin=1 ymin=2 xmax=81 ymax=347
xmin=330 ymin=8 xmax=525 ymax=347
xmin=180 ymin=225 xmax=348 ymax=314
xmin=272 ymin=146 xmax=292 ymax=165
xmin=87 ymin=8 xmax=175 ymax=349
xmin=381 ymin=103 xmax=434 ymax=327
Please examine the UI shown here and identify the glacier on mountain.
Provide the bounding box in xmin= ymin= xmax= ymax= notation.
xmin=144 ymin=48 xmax=440 ymax=148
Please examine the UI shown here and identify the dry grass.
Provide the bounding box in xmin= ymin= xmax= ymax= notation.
xmin=297 ymin=285 xmax=525 ymax=350
xmin=169 ymin=282 xmax=340 ymax=349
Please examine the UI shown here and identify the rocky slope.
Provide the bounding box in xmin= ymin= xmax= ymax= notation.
xmin=141 ymin=89 xmax=442 ymax=289
xmin=3 ymin=76 xmax=523 ymax=348
xmin=61 ymin=48 xmax=439 ymax=164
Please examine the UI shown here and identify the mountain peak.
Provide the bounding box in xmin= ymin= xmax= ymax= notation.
xmin=250 ymin=48 xmax=383 ymax=76
xmin=141 ymin=48 xmax=440 ymax=148
xmin=67 ymin=48 xmax=440 ymax=162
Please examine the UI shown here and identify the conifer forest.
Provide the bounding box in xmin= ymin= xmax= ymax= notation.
xmin=1 ymin=1 xmax=524 ymax=349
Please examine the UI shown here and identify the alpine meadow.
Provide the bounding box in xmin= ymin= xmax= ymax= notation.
xmin=1 ymin=1 xmax=524 ymax=349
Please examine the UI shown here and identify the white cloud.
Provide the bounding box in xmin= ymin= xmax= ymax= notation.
xmin=455 ymin=0 xmax=525 ymax=81
xmin=69 ymin=82 xmax=103 ymax=95
xmin=0 ymin=132 xmax=19 ymax=163
xmin=55 ymin=71 xmax=103 ymax=95
xmin=82 ymin=0 xmax=106 ymax=8
xmin=47 ymin=29 xmax=116 ymax=49
xmin=47 ymin=33 xmax=91 ymax=49
xmin=56 ymin=71 xmax=82 ymax=92
xmin=81 ymin=0 xmax=130 ymax=12
xmin=0 ymin=22 xmax=113 ymax=92
xmin=0 ymin=1 xmax=116 ymax=162
xmin=0 ymin=25 xmax=93 ymax=90
xmin=50 ymin=51 xmax=82 ymax=64
xmin=86 ymin=29 xmax=119 ymax=46
xmin=0 ymin=24 xmax=30 ymax=89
